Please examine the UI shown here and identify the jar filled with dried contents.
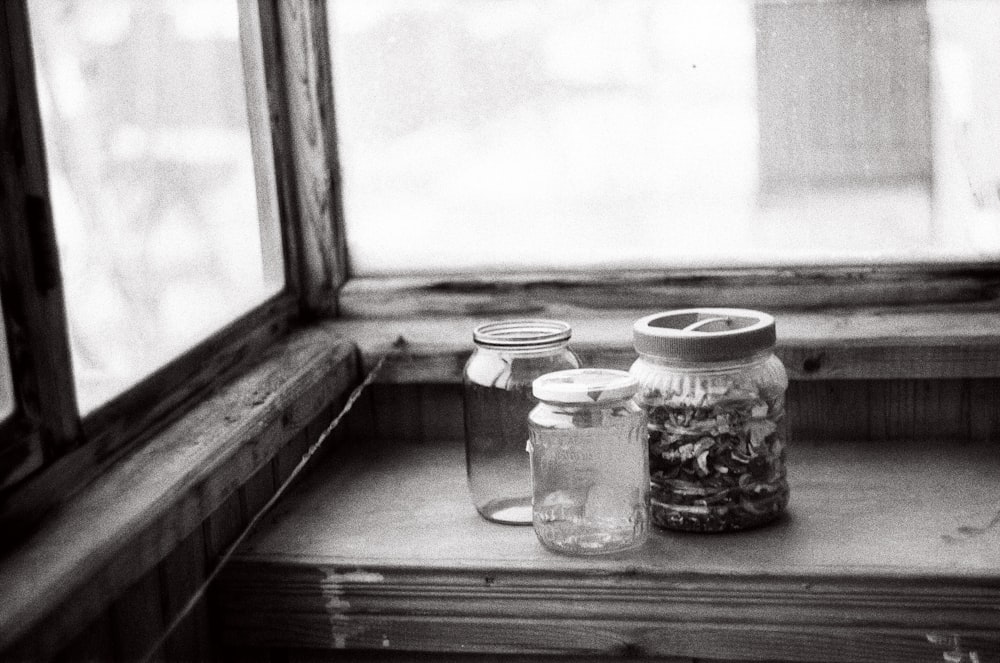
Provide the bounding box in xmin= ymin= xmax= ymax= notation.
xmin=629 ymin=309 xmax=789 ymax=533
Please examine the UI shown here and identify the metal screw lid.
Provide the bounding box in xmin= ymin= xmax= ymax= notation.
xmin=532 ymin=368 xmax=638 ymax=404
xmin=633 ymin=308 xmax=776 ymax=362
xmin=473 ymin=319 xmax=572 ymax=350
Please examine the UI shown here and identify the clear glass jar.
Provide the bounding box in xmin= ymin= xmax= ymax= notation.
xmin=528 ymin=369 xmax=650 ymax=555
xmin=462 ymin=319 xmax=580 ymax=524
xmin=629 ymin=309 xmax=789 ymax=533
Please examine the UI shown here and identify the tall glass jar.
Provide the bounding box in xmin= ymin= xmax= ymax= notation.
xmin=629 ymin=309 xmax=789 ymax=533
xmin=528 ymin=369 xmax=650 ymax=555
xmin=463 ymin=319 xmax=580 ymax=524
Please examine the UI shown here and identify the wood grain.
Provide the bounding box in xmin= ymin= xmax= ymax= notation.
xmin=0 ymin=0 xmax=82 ymax=488
xmin=271 ymin=0 xmax=347 ymax=316
xmin=0 ymin=293 xmax=297 ymax=538
xmin=328 ymin=311 xmax=1000 ymax=383
xmin=338 ymin=267 xmax=1000 ymax=319
xmin=0 ymin=326 xmax=359 ymax=659
xmin=219 ymin=439 xmax=1000 ymax=661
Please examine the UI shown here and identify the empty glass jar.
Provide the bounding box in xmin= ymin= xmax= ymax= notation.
xmin=528 ymin=369 xmax=650 ymax=555
xmin=630 ymin=309 xmax=789 ymax=533
xmin=462 ymin=319 xmax=580 ymax=524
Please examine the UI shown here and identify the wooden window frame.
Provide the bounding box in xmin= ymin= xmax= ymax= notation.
xmin=0 ymin=0 xmax=346 ymax=532
xmin=2 ymin=0 xmax=998 ymax=530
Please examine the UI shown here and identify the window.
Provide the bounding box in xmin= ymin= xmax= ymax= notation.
xmin=328 ymin=0 xmax=1000 ymax=275
xmin=28 ymin=0 xmax=283 ymax=412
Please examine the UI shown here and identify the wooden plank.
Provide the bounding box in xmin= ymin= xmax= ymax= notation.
xmin=338 ymin=267 xmax=1000 ymax=319
xmin=328 ymin=310 xmax=1000 ymax=383
xmin=286 ymin=652 xmax=694 ymax=663
xmin=419 ymin=384 xmax=464 ymax=442
xmin=242 ymin=463 xmax=278 ymax=527
xmin=371 ymin=384 xmax=424 ymax=443
xmin=110 ymin=569 xmax=166 ymax=663
xmin=0 ymin=0 xmax=82 ymax=486
xmin=0 ymin=293 xmax=297 ymax=538
xmin=52 ymin=612 xmax=115 ymax=663
xmin=218 ymin=439 xmax=1000 ymax=660
xmin=268 ymin=0 xmax=347 ymax=315
xmin=0 ymin=326 xmax=359 ymax=659
xmin=159 ymin=526 xmax=211 ymax=662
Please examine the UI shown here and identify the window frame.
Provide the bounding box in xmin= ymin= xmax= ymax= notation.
xmin=3 ymin=0 xmax=1000 ymax=529
xmin=0 ymin=0 xmax=346 ymax=528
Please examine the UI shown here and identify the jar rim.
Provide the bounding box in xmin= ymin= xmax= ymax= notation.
xmin=473 ymin=319 xmax=572 ymax=349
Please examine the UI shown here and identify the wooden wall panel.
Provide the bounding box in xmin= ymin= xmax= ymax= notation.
xmin=361 ymin=380 xmax=1000 ymax=446
xmin=48 ymin=403 xmax=343 ymax=663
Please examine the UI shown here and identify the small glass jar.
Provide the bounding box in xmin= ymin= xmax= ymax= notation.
xmin=629 ymin=309 xmax=789 ymax=533
xmin=463 ymin=319 xmax=580 ymax=524
xmin=528 ymin=369 xmax=650 ymax=555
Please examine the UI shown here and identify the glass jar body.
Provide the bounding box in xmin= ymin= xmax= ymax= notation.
xmin=463 ymin=344 xmax=580 ymax=524
xmin=528 ymin=399 xmax=649 ymax=554
xmin=629 ymin=352 xmax=789 ymax=532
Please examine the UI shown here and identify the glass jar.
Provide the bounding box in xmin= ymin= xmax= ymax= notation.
xmin=528 ymin=369 xmax=650 ymax=555
xmin=629 ymin=309 xmax=789 ymax=533
xmin=462 ymin=319 xmax=580 ymax=524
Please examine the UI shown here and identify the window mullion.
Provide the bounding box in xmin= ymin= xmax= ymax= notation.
xmin=0 ymin=0 xmax=82 ymax=493
xmin=267 ymin=0 xmax=349 ymax=317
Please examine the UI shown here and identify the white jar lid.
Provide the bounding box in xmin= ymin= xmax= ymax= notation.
xmin=532 ymin=369 xmax=638 ymax=404
xmin=633 ymin=308 xmax=776 ymax=362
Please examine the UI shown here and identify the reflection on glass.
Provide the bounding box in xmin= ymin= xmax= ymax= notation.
xmin=0 ymin=293 xmax=13 ymax=423
xmin=29 ymin=0 xmax=283 ymax=412
xmin=328 ymin=0 xmax=1000 ymax=275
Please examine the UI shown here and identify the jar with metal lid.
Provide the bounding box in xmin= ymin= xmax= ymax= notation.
xmin=463 ymin=319 xmax=580 ymax=524
xmin=528 ymin=369 xmax=649 ymax=555
xmin=629 ymin=309 xmax=789 ymax=533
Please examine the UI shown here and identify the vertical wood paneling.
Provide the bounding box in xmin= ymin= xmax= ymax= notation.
xmin=53 ymin=612 xmax=115 ymax=663
xmin=159 ymin=526 xmax=211 ymax=662
xmin=240 ymin=463 xmax=278 ymax=527
xmin=366 ymin=380 xmax=1000 ymax=445
xmin=372 ymin=384 xmax=424 ymax=443
xmin=110 ymin=568 xmax=166 ymax=662
xmin=419 ymin=384 xmax=465 ymax=442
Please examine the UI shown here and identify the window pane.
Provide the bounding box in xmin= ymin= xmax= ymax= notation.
xmin=329 ymin=0 xmax=1000 ymax=275
xmin=0 ymin=294 xmax=13 ymax=422
xmin=29 ymin=0 xmax=283 ymax=412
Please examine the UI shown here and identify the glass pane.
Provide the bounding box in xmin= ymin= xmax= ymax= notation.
xmin=29 ymin=0 xmax=283 ymax=412
xmin=0 ymin=294 xmax=14 ymax=422
xmin=329 ymin=0 xmax=1000 ymax=275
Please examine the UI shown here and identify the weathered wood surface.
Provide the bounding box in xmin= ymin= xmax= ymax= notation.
xmin=339 ymin=267 xmax=1000 ymax=319
xmin=0 ymin=326 xmax=359 ymax=660
xmin=0 ymin=0 xmax=82 ymax=489
xmin=219 ymin=439 xmax=1000 ymax=662
xmin=329 ymin=310 xmax=1000 ymax=383
xmin=0 ymin=293 xmax=297 ymax=537
xmin=273 ymin=0 xmax=347 ymax=316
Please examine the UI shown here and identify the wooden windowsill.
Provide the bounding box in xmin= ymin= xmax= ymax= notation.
xmin=0 ymin=323 xmax=359 ymax=659
xmin=329 ymin=307 xmax=1000 ymax=383
xmin=218 ymin=436 xmax=1000 ymax=661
